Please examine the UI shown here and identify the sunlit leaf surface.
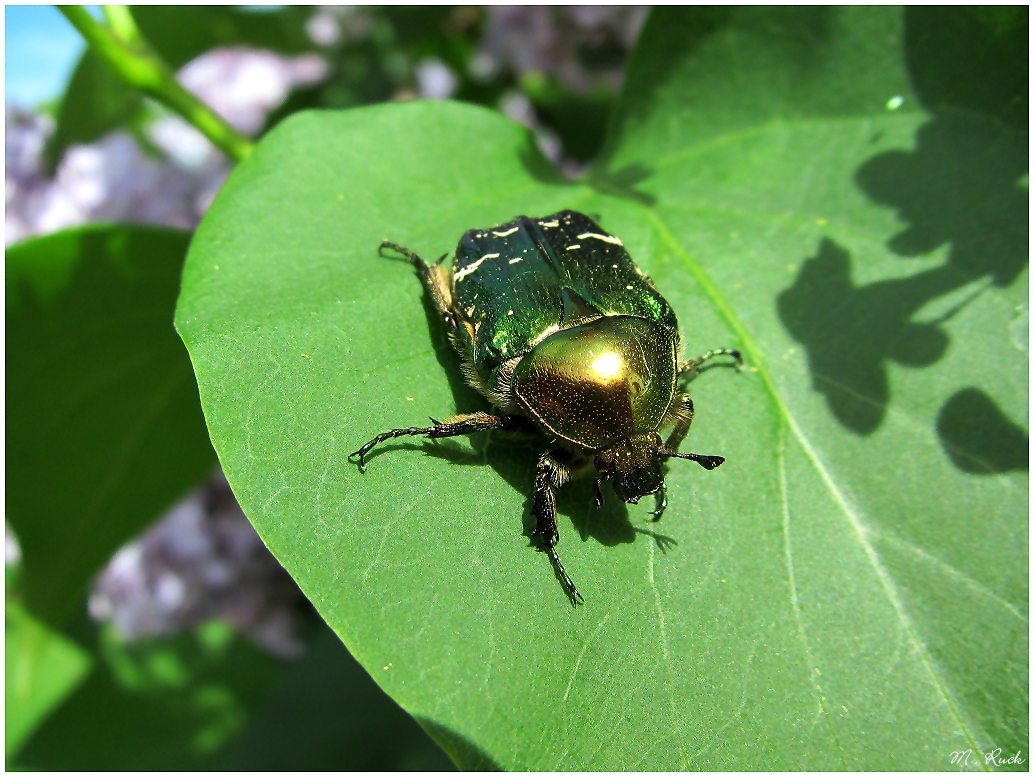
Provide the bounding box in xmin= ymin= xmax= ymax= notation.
xmin=177 ymin=7 xmax=1027 ymax=769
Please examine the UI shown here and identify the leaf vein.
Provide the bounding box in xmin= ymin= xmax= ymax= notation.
xmin=868 ymin=529 xmax=1028 ymax=624
xmin=645 ymin=207 xmax=990 ymax=760
xmin=562 ymin=609 xmax=613 ymax=703
xmin=780 ymin=425 xmax=849 ymax=767
xmin=648 ymin=539 xmax=690 ymax=769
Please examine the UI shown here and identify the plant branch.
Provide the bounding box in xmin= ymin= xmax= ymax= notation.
xmin=100 ymin=4 xmax=142 ymax=45
xmin=58 ymin=5 xmax=254 ymax=162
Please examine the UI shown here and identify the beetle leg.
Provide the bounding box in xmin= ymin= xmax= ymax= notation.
xmin=662 ymin=393 xmax=695 ymax=453
xmin=379 ymin=241 xmax=457 ymax=331
xmin=659 ymin=394 xmax=726 ymax=472
xmin=648 ymin=483 xmax=668 ymax=522
xmin=592 ymin=478 xmax=605 ymax=509
xmin=532 ymin=451 xmax=584 ymax=605
xmin=350 ymin=411 xmax=511 ymax=471
xmin=678 ymin=347 xmax=743 ymax=378
xmin=378 ymin=240 xmax=429 ymax=268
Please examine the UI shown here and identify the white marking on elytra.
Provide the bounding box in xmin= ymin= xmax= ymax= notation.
xmin=611 ymin=264 xmax=618 ymax=269
xmin=578 ymin=232 xmax=623 ymax=246
xmin=507 ymin=310 xmax=514 ymax=316
xmin=454 ymin=253 xmax=499 ymax=281
xmin=508 ymin=257 xmax=523 ymax=264
xmin=567 ymin=245 xmax=581 ymax=250
xmin=493 ymin=227 xmax=519 ymax=237
xmin=626 ymin=285 xmax=634 ymax=290
xmin=539 ymin=220 xmax=559 ymax=228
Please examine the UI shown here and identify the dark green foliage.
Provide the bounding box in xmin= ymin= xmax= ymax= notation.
xmin=13 ymin=620 xmax=281 ymax=770
xmin=226 ymin=623 xmax=456 ymax=771
xmin=6 ymin=226 xmax=217 ymax=626
xmin=11 ymin=614 xmax=453 ymax=771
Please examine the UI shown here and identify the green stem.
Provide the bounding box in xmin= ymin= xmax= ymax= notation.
xmin=100 ymin=5 xmax=142 ymax=45
xmin=58 ymin=5 xmax=254 ymax=162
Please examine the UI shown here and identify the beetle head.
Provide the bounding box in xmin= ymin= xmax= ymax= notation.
xmin=595 ymin=433 xmax=664 ymax=504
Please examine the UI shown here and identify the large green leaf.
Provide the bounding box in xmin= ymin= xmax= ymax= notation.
xmin=6 ymin=226 xmax=217 ymax=625
xmin=176 ymin=7 xmax=1027 ymax=770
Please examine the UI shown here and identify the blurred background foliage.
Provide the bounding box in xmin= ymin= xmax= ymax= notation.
xmin=37 ymin=6 xmax=648 ymax=178
xmin=6 ymin=5 xmax=650 ymax=769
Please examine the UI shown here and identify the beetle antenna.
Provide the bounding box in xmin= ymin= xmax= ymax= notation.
xmin=662 ymin=451 xmax=725 ymax=470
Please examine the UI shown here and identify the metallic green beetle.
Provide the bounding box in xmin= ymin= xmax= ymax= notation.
xmin=352 ymin=210 xmax=741 ymax=604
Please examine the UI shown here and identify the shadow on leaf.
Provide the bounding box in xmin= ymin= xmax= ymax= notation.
xmin=904 ymin=6 xmax=1028 ymax=131
xmin=416 ymin=717 xmax=502 ymax=771
xmin=633 ymin=526 xmax=678 ymax=554
xmin=936 ymin=387 xmax=1028 ymax=474
xmin=586 ymin=163 xmax=657 ymax=207
xmin=778 ymin=7 xmax=1028 ymax=439
xmin=855 ymin=113 xmax=1028 ymax=288
xmin=777 ymin=238 xmax=961 ymax=434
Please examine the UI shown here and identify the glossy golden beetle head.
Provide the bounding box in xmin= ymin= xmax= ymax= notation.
xmin=513 ymin=314 xmax=678 ymax=503
xmin=594 ymin=432 xmax=665 ymax=503
xmin=513 ymin=315 xmax=677 ymax=451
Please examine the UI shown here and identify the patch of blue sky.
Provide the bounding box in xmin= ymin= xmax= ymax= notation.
xmin=5 ymin=5 xmax=101 ymax=108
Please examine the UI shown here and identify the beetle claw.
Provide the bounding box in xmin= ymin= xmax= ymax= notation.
xmin=348 ymin=448 xmax=367 ymax=472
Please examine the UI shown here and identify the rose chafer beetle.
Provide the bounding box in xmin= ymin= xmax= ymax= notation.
xmin=351 ymin=210 xmax=741 ymax=604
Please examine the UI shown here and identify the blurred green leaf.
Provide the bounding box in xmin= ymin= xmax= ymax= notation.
xmin=5 ymin=603 xmax=92 ymax=761
xmin=131 ymin=6 xmax=314 ymax=70
xmin=11 ymin=620 xmax=281 ymax=770
xmin=176 ymin=6 xmax=1027 ymax=770
xmin=43 ymin=49 xmax=143 ymax=174
xmin=226 ymin=620 xmax=454 ymax=770
xmin=6 ymin=226 xmax=216 ymax=626
xmin=11 ymin=613 xmax=454 ymax=770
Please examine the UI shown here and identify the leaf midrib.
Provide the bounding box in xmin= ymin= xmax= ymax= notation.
xmin=639 ymin=205 xmax=989 ymax=762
